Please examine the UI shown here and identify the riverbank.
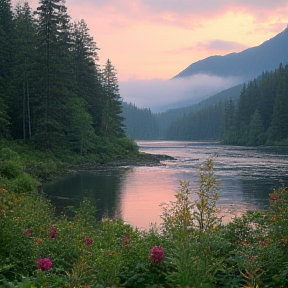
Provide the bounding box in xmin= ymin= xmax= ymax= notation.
xmin=68 ymin=152 xmax=175 ymax=170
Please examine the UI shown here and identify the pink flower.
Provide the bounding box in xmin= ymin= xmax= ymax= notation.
xmin=149 ymin=246 xmax=164 ymax=263
xmin=50 ymin=226 xmax=57 ymax=238
xmin=37 ymin=258 xmax=53 ymax=271
xmin=124 ymin=234 xmax=130 ymax=246
xmin=24 ymin=229 xmax=31 ymax=237
xmin=85 ymin=237 xmax=93 ymax=246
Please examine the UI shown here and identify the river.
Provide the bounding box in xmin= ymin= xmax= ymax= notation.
xmin=43 ymin=141 xmax=288 ymax=229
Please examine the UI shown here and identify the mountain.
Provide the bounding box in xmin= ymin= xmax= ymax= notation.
xmin=173 ymin=26 xmax=288 ymax=80
xmin=122 ymin=84 xmax=244 ymax=139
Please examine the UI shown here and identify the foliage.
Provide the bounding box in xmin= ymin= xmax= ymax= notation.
xmin=0 ymin=0 xmax=134 ymax=158
xmin=1 ymin=156 xmax=288 ymax=288
xmin=160 ymin=158 xmax=222 ymax=287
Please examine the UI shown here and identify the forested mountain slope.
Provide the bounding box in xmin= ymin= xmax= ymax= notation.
xmin=122 ymin=84 xmax=243 ymax=139
xmin=174 ymin=27 xmax=288 ymax=81
xmin=167 ymin=65 xmax=288 ymax=146
xmin=122 ymin=103 xmax=160 ymax=140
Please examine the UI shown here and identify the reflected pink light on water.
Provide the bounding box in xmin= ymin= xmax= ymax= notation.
xmin=118 ymin=168 xmax=178 ymax=229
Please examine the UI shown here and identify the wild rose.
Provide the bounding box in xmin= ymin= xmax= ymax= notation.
xmin=50 ymin=226 xmax=57 ymax=238
xmin=24 ymin=229 xmax=31 ymax=237
xmin=85 ymin=237 xmax=93 ymax=246
xmin=149 ymin=246 xmax=164 ymax=263
xmin=37 ymin=258 xmax=53 ymax=271
xmin=124 ymin=234 xmax=130 ymax=246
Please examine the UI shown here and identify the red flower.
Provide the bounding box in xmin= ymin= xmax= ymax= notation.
xmin=37 ymin=258 xmax=53 ymax=271
xmin=85 ymin=237 xmax=93 ymax=246
xmin=50 ymin=226 xmax=57 ymax=238
xmin=149 ymin=246 xmax=164 ymax=263
xmin=124 ymin=234 xmax=130 ymax=246
xmin=269 ymin=194 xmax=277 ymax=201
xmin=24 ymin=229 xmax=31 ymax=237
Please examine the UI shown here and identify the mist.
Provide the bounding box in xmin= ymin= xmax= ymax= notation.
xmin=119 ymin=74 xmax=244 ymax=112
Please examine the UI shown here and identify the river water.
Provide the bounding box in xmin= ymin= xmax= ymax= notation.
xmin=43 ymin=141 xmax=288 ymax=229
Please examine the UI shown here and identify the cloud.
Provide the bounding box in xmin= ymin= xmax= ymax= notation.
xmin=76 ymin=0 xmax=288 ymax=29
xmin=119 ymin=74 xmax=243 ymax=112
xmin=196 ymin=40 xmax=249 ymax=53
xmin=12 ymin=0 xmax=288 ymax=30
xmin=172 ymin=40 xmax=249 ymax=55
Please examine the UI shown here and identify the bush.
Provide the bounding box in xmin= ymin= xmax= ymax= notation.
xmin=1 ymin=155 xmax=288 ymax=288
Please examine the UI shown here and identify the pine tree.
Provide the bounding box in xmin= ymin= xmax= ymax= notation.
xmin=0 ymin=0 xmax=14 ymax=138
xmin=33 ymin=0 xmax=76 ymax=150
xmin=101 ymin=59 xmax=125 ymax=138
xmin=71 ymin=19 xmax=103 ymax=133
xmin=267 ymin=64 xmax=288 ymax=143
xmin=9 ymin=2 xmax=36 ymax=140
xmin=248 ymin=109 xmax=264 ymax=145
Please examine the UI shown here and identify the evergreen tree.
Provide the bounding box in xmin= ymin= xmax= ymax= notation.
xmin=71 ymin=19 xmax=103 ymax=133
xmin=9 ymin=2 xmax=36 ymax=140
xmin=101 ymin=59 xmax=125 ymax=138
xmin=33 ymin=0 xmax=76 ymax=150
xmin=0 ymin=96 xmax=10 ymax=139
xmin=248 ymin=109 xmax=265 ymax=145
xmin=68 ymin=98 xmax=97 ymax=155
xmin=0 ymin=0 xmax=14 ymax=138
xmin=267 ymin=64 xmax=288 ymax=143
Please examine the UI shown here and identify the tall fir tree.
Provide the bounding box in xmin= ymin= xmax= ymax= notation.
xmin=0 ymin=0 xmax=14 ymax=138
xmin=71 ymin=19 xmax=103 ymax=134
xmin=33 ymin=0 xmax=76 ymax=150
xmin=248 ymin=109 xmax=264 ymax=145
xmin=9 ymin=2 xmax=36 ymax=140
xmin=101 ymin=59 xmax=125 ymax=138
xmin=267 ymin=64 xmax=288 ymax=143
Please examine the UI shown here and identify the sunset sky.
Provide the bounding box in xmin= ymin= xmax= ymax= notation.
xmin=12 ymin=0 xmax=288 ymax=110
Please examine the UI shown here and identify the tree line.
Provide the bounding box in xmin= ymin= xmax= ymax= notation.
xmin=166 ymin=64 xmax=288 ymax=146
xmin=0 ymin=0 xmax=125 ymax=155
xmin=122 ymin=102 xmax=160 ymax=140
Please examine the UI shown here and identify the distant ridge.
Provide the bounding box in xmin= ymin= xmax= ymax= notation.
xmin=173 ymin=26 xmax=288 ymax=80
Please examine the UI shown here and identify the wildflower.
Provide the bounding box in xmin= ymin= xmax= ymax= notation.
xmin=85 ymin=237 xmax=93 ymax=246
xmin=269 ymin=194 xmax=277 ymax=201
xmin=149 ymin=246 xmax=164 ymax=263
xmin=50 ymin=226 xmax=57 ymax=238
xmin=24 ymin=229 xmax=31 ymax=237
xmin=37 ymin=258 xmax=53 ymax=271
xmin=35 ymin=238 xmax=42 ymax=245
xmin=124 ymin=234 xmax=130 ymax=246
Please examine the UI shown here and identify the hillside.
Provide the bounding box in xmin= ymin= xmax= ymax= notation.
xmin=174 ymin=26 xmax=288 ymax=81
xmin=122 ymin=84 xmax=243 ymax=139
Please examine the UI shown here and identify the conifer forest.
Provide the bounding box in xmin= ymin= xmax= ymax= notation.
xmin=0 ymin=0 xmax=127 ymax=155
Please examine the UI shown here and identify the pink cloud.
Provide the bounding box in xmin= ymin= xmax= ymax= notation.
xmin=80 ymin=0 xmax=288 ymax=29
xmin=196 ymin=40 xmax=249 ymax=53
xmin=168 ymin=40 xmax=249 ymax=56
xmin=12 ymin=0 xmax=288 ymax=31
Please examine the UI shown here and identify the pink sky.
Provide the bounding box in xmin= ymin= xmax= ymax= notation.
xmin=12 ymin=0 xmax=288 ymax=109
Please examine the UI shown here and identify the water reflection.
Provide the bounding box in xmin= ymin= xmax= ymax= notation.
xmin=43 ymin=169 xmax=129 ymax=219
xmin=43 ymin=141 xmax=288 ymax=230
xmin=118 ymin=167 xmax=178 ymax=229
